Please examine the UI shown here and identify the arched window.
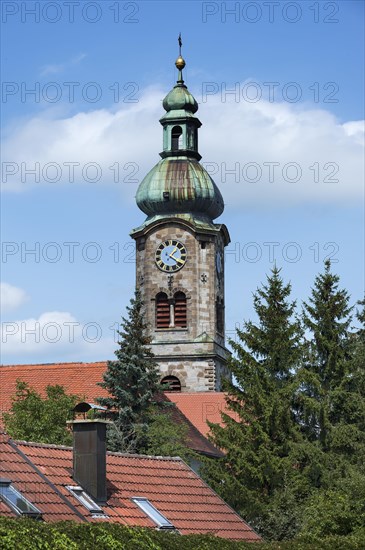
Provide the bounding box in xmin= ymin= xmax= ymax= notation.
xmin=171 ymin=126 xmax=183 ymax=150
xmin=156 ymin=292 xmax=170 ymax=329
xmin=174 ymin=292 xmax=187 ymax=328
xmin=161 ymin=375 xmax=181 ymax=392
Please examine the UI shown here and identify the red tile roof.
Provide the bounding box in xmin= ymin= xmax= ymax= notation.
xmin=0 ymin=363 xmax=235 ymax=455
xmin=0 ymin=432 xmax=83 ymax=522
xmin=0 ymin=433 xmax=260 ymax=541
xmin=166 ymin=392 xmax=239 ymax=438
xmin=158 ymin=394 xmax=225 ymax=458
xmin=0 ymin=362 xmax=108 ymax=415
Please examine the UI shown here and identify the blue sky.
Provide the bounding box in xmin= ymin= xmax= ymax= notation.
xmin=1 ymin=0 xmax=364 ymax=364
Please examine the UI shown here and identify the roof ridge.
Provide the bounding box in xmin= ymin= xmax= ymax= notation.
xmin=15 ymin=439 xmax=73 ymax=450
xmin=0 ymin=361 xmax=107 ymax=368
xmin=15 ymin=439 xmax=183 ymax=460
xmin=106 ymin=451 xmax=182 ymax=461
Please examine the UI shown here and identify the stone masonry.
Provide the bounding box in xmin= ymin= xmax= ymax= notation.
xmin=132 ymin=218 xmax=231 ymax=391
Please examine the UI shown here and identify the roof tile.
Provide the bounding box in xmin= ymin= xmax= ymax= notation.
xmin=166 ymin=392 xmax=239 ymax=438
xmin=0 ymin=437 xmax=261 ymax=540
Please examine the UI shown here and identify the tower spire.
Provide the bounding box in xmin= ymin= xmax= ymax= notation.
xmin=175 ymin=33 xmax=185 ymax=85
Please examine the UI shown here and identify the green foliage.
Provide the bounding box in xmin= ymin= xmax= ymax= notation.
xmin=302 ymin=491 xmax=360 ymax=538
xmin=297 ymin=259 xmax=355 ymax=451
xmin=3 ymin=381 xmax=79 ymax=446
xmin=97 ymin=290 xmax=194 ymax=459
xmin=97 ymin=289 xmax=161 ymax=453
xmin=0 ymin=518 xmax=78 ymax=550
xmin=300 ymin=464 xmax=365 ymax=538
xmin=202 ymin=267 xmax=305 ymax=537
xmin=349 ymin=297 xmax=365 ymax=427
xmin=4 ymin=267 xmax=364 ymax=545
xmin=0 ymin=518 xmax=364 ymax=549
xmin=202 ymin=263 xmax=365 ymax=541
xmin=139 ymin=404 xmax=194 ymax=463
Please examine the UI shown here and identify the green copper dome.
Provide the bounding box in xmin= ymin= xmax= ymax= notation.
xmin=162 ymin=85 xmax=198 ymax=113
xmin=136 ymin=157 xmax=224 ymax=220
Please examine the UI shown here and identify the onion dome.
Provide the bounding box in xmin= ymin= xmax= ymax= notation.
xmin=162 ymin=84 xmax=198 ymax=114
xmin=136 ymin=157 xmax=224 ymax=220
xmin=135 ymin=37 xmax=224 ymax=224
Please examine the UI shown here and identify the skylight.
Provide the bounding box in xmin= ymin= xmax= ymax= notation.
xmin=0 ymin=479 xmax=42 ymax=518
xmin=66 ymin=486 xmax=108 ymax=517
xmin=131 ymin=497 xmax=175 ymax=529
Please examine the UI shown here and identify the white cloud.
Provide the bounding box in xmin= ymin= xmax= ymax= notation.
xmin=342 ymin=120 xmax=364 ymax=142
xmin=1 ymin=84 xmax=364 ymax=206
xmin=0 ymin=283 xmax=28 ymax=313
xmin=0 ymin=310 xmax=115 ymax=363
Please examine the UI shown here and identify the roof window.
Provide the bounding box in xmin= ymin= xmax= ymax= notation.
xmin=131 ymin=497 xmax=175 ymax=529
xmin=0 ymin=478 xmax=42 ymax=518
xmin=66 ymin=486 xmax=108 ymax=517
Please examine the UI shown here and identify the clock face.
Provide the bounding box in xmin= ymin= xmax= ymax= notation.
xmin=155 ymin=240 xmax=187 ymax=272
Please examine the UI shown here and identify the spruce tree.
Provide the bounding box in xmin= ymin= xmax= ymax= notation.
xmin=97 ymin=289 xmax=160 ymax=452
xmin=203 ymin=267 xmax=304 ymax=537
xmin=336 ymin=297 xmax=365 ymax=459
xmin=294 ymin=269 xmax=365 ymax=539
xmin=351 ymin=297 xmax=365 ymax=403
xmin=298 ymin=260 xmax=354 ymax=453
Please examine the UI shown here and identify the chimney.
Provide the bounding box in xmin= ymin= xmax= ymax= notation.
xmin=68 ymin=418 xmax=109 ymax=503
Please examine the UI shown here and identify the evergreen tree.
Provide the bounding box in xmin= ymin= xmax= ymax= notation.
xmin=351 ymin=297 xmax=365 ymax=402
xmin=336 ymin=296 xmax=365 ymax=458
xmin=294 ymin=270 xmax=365 ymax=539
xmin=202 ymin=267 xmax=304 ymax=537
xmin=97 ymin=289 xmax=160 ymax=452
xmin=297 ymin=260 xmax=354 ymax=453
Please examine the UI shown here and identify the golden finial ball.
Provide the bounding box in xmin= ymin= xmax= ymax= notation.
xmin=175 ymin=56 xmax=186 ymax=70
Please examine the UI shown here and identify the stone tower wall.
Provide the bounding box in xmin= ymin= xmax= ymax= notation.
xmin=133 ymin=221 xmax=230 ymax=391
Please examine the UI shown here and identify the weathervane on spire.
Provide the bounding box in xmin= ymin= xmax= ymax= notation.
xmin=175 ymin=33 xmax=186 ymax=80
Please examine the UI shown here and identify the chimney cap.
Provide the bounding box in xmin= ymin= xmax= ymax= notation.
xmin=72 ymin=402 xmax=107 ymax=413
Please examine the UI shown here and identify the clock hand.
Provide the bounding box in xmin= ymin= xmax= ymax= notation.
xmin=170 ymin=255 xmax=184 ymax=264
xmin=169 ymin=247 xmax=178 ymax=257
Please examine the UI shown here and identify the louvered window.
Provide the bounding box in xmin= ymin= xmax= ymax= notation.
xmin=161 ymin=376 xmax=181 ymax=392
xmin=156 ymin=293 xmax=170 ymax=329
xmin=174 ymin=292 xmax=187 ymax=328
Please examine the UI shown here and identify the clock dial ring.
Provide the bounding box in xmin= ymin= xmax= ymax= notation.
xmin=155 ymin=240 xmax=187 ymax=272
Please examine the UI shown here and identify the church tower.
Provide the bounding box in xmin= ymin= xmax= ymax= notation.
xmin=131 ymin=43 xmax=231 ymax=392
